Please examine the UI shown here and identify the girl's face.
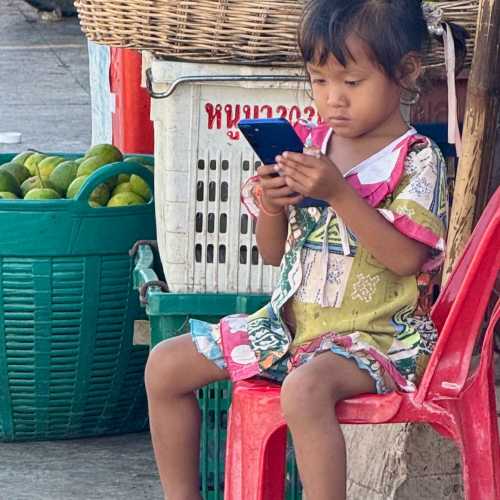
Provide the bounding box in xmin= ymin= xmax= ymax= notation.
xmin=307 ymin=36 xmax=405 ymax=139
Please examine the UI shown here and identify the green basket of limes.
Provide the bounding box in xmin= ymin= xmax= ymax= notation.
xmin=0 ymin=146 xmax=156 ymax=441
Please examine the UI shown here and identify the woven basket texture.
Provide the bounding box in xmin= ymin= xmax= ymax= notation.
xmin=0 ymin=255 xmax=150 ymax=441
xmin=75 ymin=0 xmax=478 ymax=74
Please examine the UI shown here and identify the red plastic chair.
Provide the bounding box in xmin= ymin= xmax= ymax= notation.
xmin=224 ymin=187 xmax=500 ymax=500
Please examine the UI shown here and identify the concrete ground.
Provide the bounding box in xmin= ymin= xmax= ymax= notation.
xmin=0 ymin=434 xmax=162 ymax=500
xmin=0 ymin=0 xmax=90 ymax=154
xmin=0 ymin=1 xmax=163 ymax=499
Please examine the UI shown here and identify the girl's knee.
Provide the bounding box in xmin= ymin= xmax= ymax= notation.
xmin=145 ymin=337 xmax=186 ymax=397
xmin=280 ymin=367 xmax=336 ymax=423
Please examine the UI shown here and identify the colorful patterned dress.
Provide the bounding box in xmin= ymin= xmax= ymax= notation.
xmin=190 ymin=123 xmax=448 ymax=393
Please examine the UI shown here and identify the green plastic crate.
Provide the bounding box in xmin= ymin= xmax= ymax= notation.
xmin=134 ymin=244 xmax=302 ymax=500
xmin=0 ymin=153 xmax=155 ymax=441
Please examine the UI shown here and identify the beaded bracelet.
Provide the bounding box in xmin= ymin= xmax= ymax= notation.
xmin=260 ymin=202 xmax=284 ymax=217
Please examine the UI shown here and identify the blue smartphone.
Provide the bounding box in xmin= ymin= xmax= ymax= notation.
xmin=237 ymin=118 xmax=328 ymax=208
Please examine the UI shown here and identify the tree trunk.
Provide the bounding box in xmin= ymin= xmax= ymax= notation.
xmin=443 ymin=0 xmax=500 ymax=281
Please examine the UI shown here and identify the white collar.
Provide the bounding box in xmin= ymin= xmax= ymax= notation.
xmin=320 ymin=128 xmax=417 ymax=183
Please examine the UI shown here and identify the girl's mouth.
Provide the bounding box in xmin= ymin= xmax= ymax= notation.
xmin=329 ymin=116 xmax=350 ymax=126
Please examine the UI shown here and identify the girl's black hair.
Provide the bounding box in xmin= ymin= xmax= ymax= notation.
xmin=298 ymin=0 xmax=466 ymax=81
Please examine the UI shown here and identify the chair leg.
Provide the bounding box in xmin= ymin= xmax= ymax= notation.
xmin=453 ymin=374 xmax=500 ymax=500
xmin=260 ymin=425 xmax=288 ymax=500
xmin=224 ymin=382 xmax=287 ymax=500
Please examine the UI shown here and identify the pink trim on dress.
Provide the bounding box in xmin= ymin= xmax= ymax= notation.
xmin=290 ymin=332 xmax=416 ymax=392
xmin=346 ymin=135 xmax=427 ymax=208
xmin=378 ymin=209 xmax=446 ymax=271
xmin=220 ymin=315 xmax=261 ymax=381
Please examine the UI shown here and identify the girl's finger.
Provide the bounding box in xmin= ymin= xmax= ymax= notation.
xmin=260 ymin=175 xmax=288 ymax=190
xmin=280 ymin=165 xmax=311 ymax=188
xmin=276 ymin=153 xmax=316 ymax=171
xmin=257 ymin=164 xmax=279 ymax=177
xmin=283 ymin=176 xmax=307 ymax=196
xmin=283 ymin=151 xmax=318 ymax=167
xmin=275 ymin=155 xmax=302 ymax=172
xmin=277 ymin=156 xmax=318 ymax=178
xmin=273 ymin=194 xmax=304 ymax=206
xmin=266 ymin=185 xmax=298 ymax=199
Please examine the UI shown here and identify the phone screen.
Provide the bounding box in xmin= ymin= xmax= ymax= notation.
xmin=238 ymin=118 xmax=304 ymax=165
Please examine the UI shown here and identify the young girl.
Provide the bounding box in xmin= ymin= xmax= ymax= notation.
xmin=145 ymin=1 xmax=455 ymax=499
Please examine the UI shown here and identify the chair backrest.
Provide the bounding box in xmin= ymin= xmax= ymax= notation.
xmin=417 ymin=187 xmax=500 ymax=401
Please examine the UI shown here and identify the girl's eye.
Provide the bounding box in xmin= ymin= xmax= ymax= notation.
xmin=311 ymin=78 xmax=326 ymax=85
xmin=345 ymin=80 xmax=362 ymax=87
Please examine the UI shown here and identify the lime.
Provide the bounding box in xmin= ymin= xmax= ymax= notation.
xmin=66 ymin=176 xmax=89 ymax=198
xmin=0 ymin=171 xmax=20 ymax=196
xmin=77 ymin=156 xmax=119 ymax=190
xmin=84 ymin=144 xmax=123 ymax=164
xmin=38 ymin=156 xmax=65 ymax=178
xmin=107 ymin=192 xmax=146 ymax=207
xmin=12 ymin=151 xmax=34 ymax=165
xmin=0 ymin=191 xmax=19 ymax=199
xmin=24 ymin=188 xmax=61 ymax=200
xmin=89 ymin=183 xmax=110 ymax=206
xmin=24 ymin=153 xmax=47 ymax=176
xmin=0 ymin=162 xmax=31 ymax=184
xmin=105 ymin=175 xmax=118 ymax=190
xmin=117 ymin=173 xmax=130 ymax=184
xmin=21 ymin=177 xmax=60 ymax=196
xmin=21 ymin=176 xmax=42 ymax=196
xmin=129 ymin=174 xmax=152 ymax=201
xmin=67 ymin=175 xmax=109 ymax=205
xmin=49 ymin=160 xmax=79 ymax=195
xmin=111 ymin=182 xmax=132 ymax=196
xmin=76 ymin=156 xmax=109 ymax=177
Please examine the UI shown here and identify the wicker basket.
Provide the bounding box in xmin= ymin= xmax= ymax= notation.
xmin=75 ymin=0 xmax=478 ymax=73
xmin=425 ymin=1 xmax=478 ymax=72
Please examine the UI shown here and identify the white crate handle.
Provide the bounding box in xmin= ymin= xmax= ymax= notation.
xmin=145 ymin=68 xmax=306 ymax=99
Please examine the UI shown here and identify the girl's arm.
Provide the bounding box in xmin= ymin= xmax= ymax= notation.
xmin=255 ymin=165 xmax=302 ymax=266
xmin=327 ymin=184 xmax=429 ymax=276
xmin=256 ymin=209 xmax=288 ymax=266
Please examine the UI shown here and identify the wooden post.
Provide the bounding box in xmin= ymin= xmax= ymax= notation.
xmin=443 ymin=0 xmax=500 ymax=281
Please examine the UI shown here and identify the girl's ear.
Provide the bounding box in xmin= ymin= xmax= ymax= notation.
xmin=398 ymin=52 xmax=422 ymax=88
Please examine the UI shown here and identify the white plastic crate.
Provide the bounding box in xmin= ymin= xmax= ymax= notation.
xmin=149 ymin=60 xmax=312 ymax=293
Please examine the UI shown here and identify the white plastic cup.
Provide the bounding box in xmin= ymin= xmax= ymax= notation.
xmin=0 ymin=132 xmax=22 ymax=144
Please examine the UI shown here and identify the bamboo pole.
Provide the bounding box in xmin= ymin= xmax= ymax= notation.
xmin=443 ymin=0 xmax=500 ymax=282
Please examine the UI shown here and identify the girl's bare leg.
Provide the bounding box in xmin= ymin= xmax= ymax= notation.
xmin=145 ymin=334 xmax=229 ymax=500
xmin=280 ymin=352 xmax=376 ymax=500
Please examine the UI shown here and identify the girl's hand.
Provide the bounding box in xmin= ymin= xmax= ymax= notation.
xmin=258 ymin=164 xmax=303 ymax=210
xmin=276 ymin=152 xmax=346 ymax=204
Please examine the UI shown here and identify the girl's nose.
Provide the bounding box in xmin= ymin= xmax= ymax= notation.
xmin=327 ymin=88 xmax=347 ymax=107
